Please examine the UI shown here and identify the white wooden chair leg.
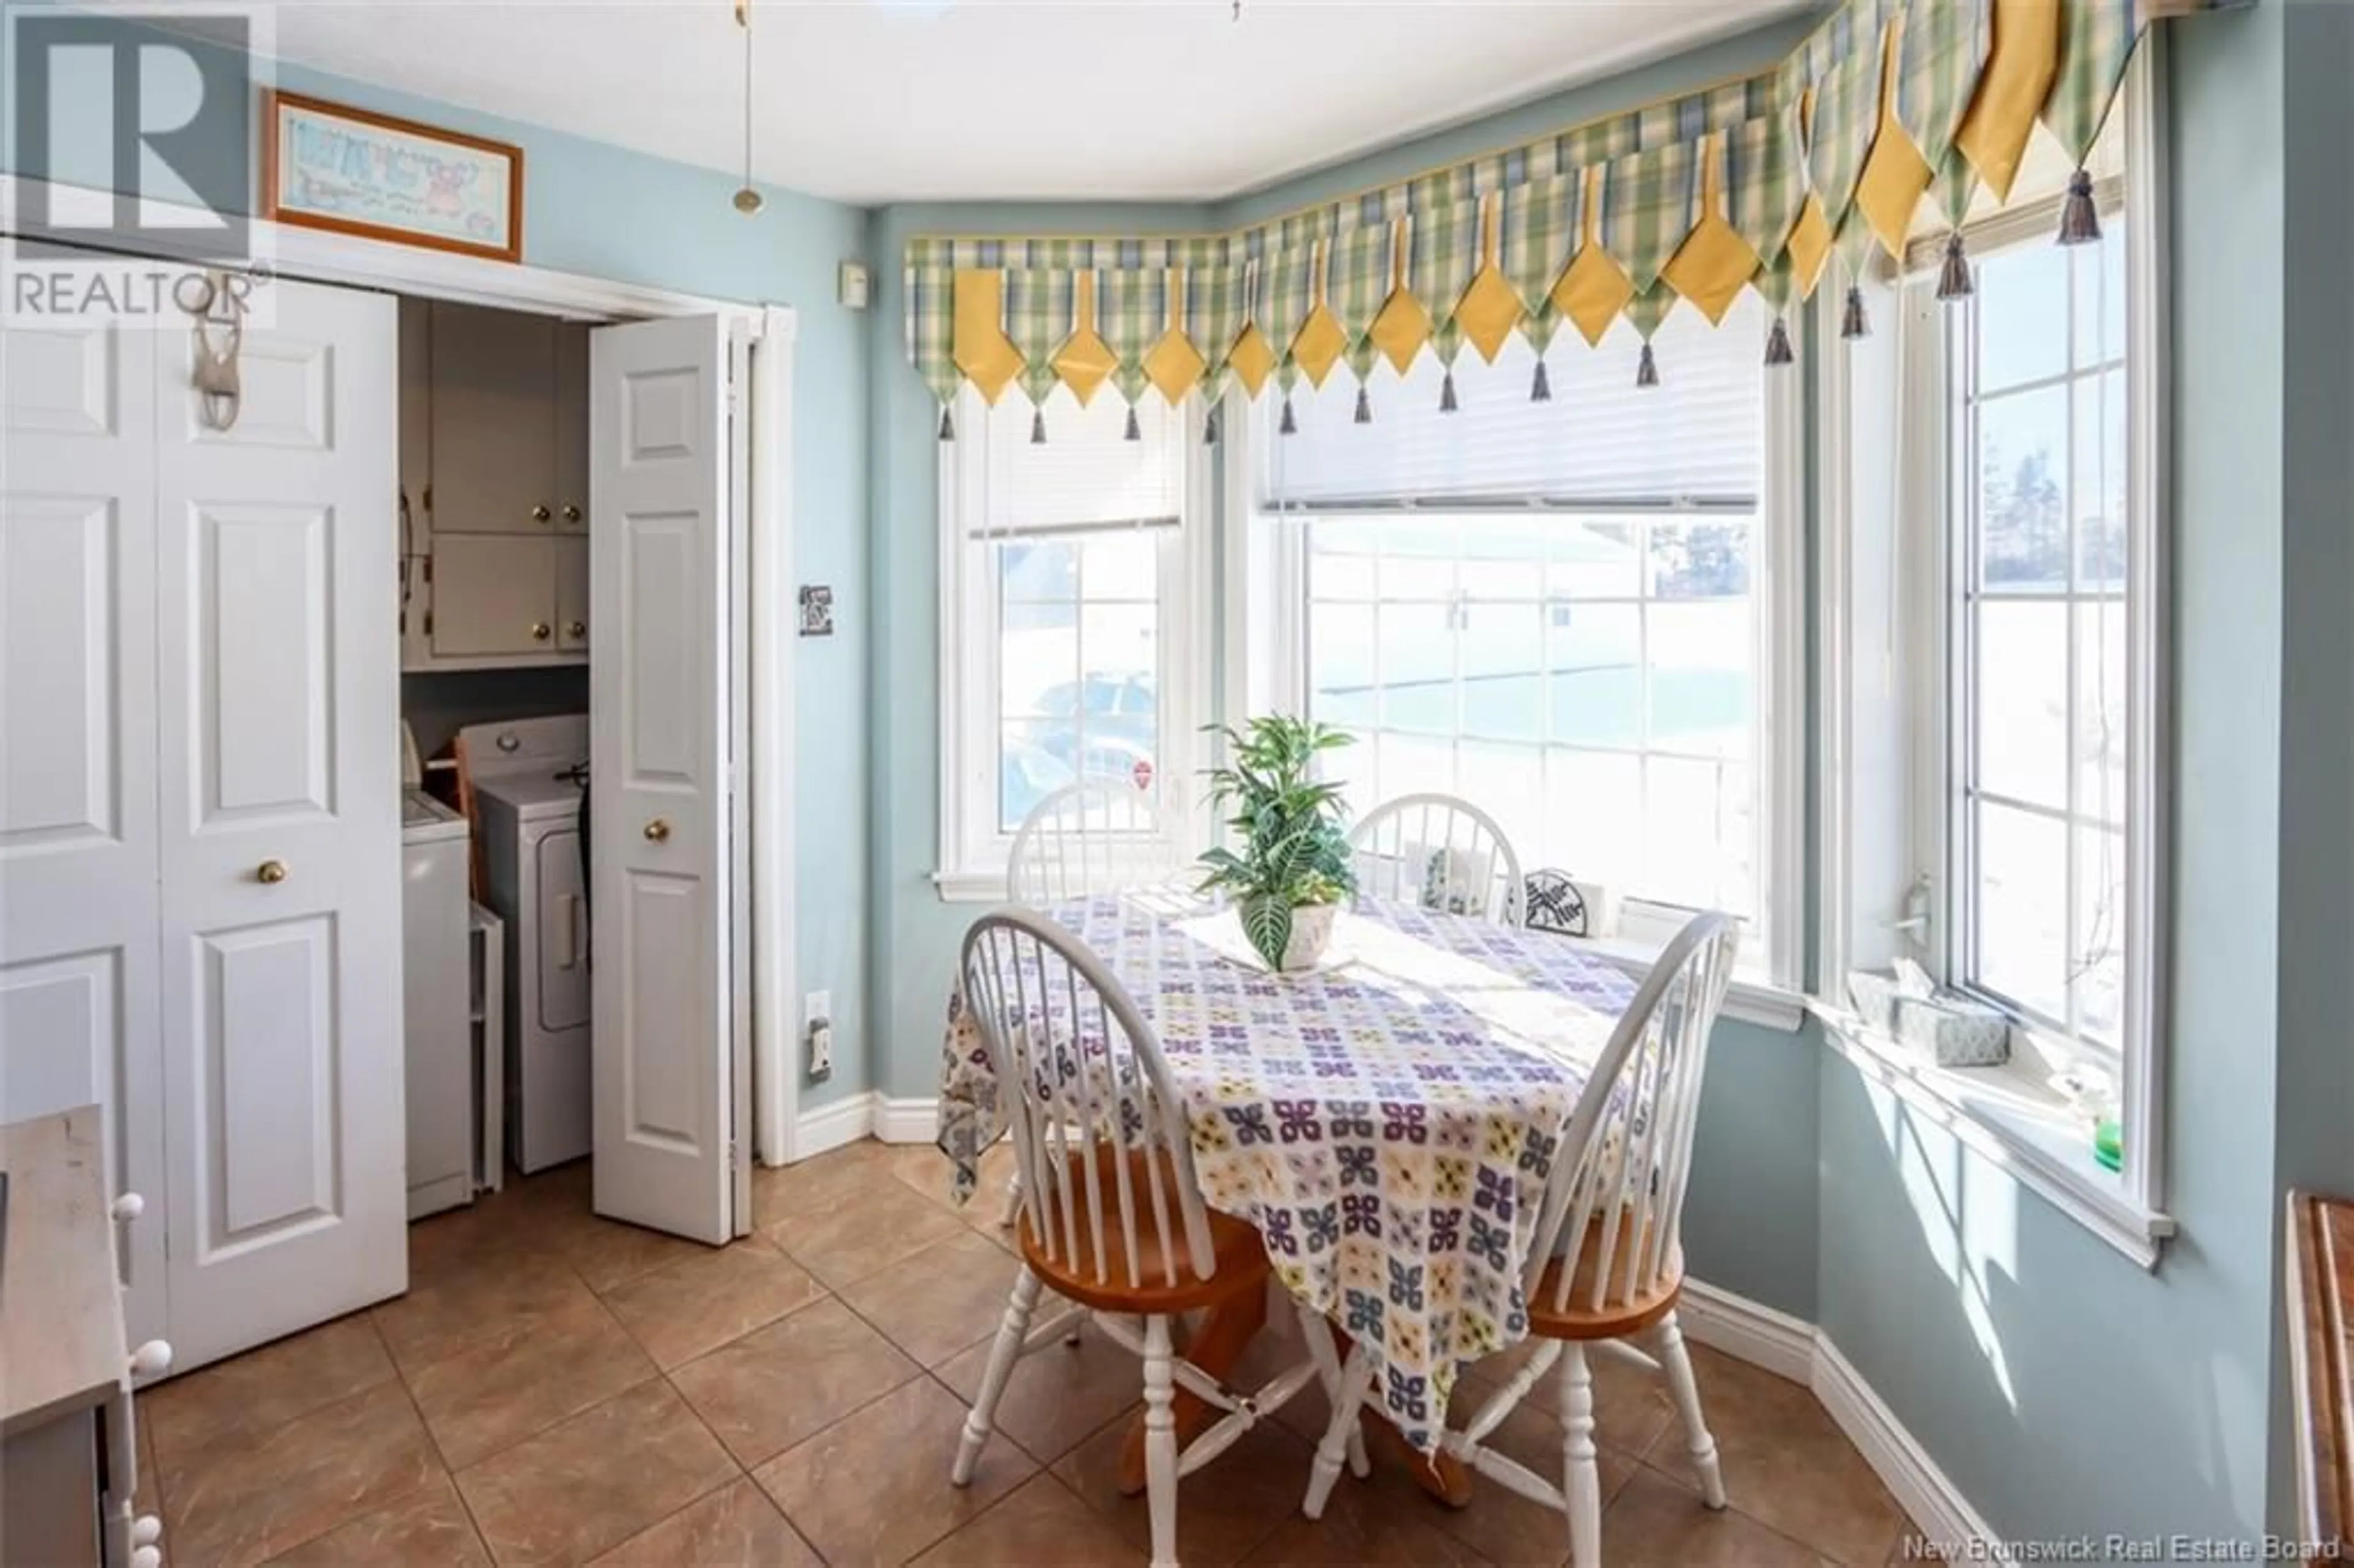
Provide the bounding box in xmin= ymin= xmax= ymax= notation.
xmin=954 ymin=1267 xmax=1041 ymax=1485
xmin=1654 ymin=1311 xmax=1726 ymax=1509
xmin=1292 ymin=1300 xmax=1368 ymax=1479
xmin=1559 ymin=1343 xmax=1602 ymax=1568
xmin=996 ymin=1170 xmax=1023 ymax=1230
xmin=1141 ymin=1314 xmax=1181 ymax=1568
xmin=1303 ymin=1346 xmax=1374 ymax=1520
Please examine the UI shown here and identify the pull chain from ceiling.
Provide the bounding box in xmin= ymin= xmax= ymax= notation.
xmin=733 ymin=0 xmax=763 ymax=215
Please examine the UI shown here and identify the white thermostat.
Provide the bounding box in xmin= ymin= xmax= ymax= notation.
xmin=838 ymin=261 xmax=870 ymax=311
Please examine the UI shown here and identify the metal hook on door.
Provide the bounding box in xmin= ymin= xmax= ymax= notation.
xmin=174 ymin=268 xmax=247 ymax=432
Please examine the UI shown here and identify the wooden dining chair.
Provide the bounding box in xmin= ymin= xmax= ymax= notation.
xmin=1301 ymin=910 xmax=1743 ymax=1568
xmin=1347 ymin=793 xmax=1524 ymax=925
xmin=1007 ymin=780 xmax=1175 ymax=907
xmin=953 ymin=908 xmax=1352 ymax=1568
xmin=996 ymin=782 xmax=1178 ymax=1228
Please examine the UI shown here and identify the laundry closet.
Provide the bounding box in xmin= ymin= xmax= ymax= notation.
xmin=396 ymin=299 xmax=600 ymax=1197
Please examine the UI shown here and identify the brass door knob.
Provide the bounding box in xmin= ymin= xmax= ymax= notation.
xmin=531 ymin=504 xmax=552 ymax=523
xmin=562 ymin=504 xmax=582 ymax=523
xmin=567 ymin=620 xmax=587 ymax=639
xmin=644 ymin=818 xmax=671 ymax=842
xmin=531 ymin=622 xmax=552 ymax=641
xmin=256 ymin=859 xmax=288 ymax=885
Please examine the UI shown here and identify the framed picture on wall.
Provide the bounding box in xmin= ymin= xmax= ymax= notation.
xmin=261 ymin=89 xmax=524 ymax=263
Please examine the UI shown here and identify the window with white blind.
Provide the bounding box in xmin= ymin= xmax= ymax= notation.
xmin=1243 ymin=293 xmax=1802 ymax=980
xmin=936 ymin=387 xmax=1198 ymax=891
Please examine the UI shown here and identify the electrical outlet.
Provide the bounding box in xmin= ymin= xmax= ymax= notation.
xmin=806 ymin=991 xmax=833 ymax=1082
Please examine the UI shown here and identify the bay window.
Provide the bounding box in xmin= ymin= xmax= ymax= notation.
xmin=1237 ymin=294 xmax=1804 ymax=988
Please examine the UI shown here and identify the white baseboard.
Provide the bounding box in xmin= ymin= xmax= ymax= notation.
xmin=1677 ymin=1279 xmax=2005 ymax=1563
xmin=1810 ymin=1333 xmax=2008 ymax=1564
xmin=792 ymin=1092 xmax=876 ymax=1160
xmin=1677 ymin=1278 xmax=1818 ymax=1383
xmin=872 ymin=1096 xmax=940 ymax=1144
xmin=790 ymin=1092 xmax=939 ymax=1157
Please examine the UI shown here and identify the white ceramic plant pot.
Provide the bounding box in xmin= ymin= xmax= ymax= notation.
xmin=1281 ymin=902 xmax=1338 ymax=972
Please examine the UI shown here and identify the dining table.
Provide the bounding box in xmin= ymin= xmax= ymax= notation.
xmin=934 ymin=884 xmax=1641 ymax=1501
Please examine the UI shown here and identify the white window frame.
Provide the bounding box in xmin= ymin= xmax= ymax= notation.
xmin=1223 ymin=360 xmax=1808 ymax=1033
xmin=933 ymin=386 xmax=1213 ymax=900
xmin=1814 ymin=44 xmax=2173 ymax=1266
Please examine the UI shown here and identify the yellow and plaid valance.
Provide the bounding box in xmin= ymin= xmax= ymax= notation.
xmin=906 ymin=0 xmax=2226 ymax=428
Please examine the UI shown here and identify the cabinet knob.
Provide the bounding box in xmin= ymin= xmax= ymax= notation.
xmin=531 ymin=504 xmax=552 ymax=523
xmin=531 ymin=623 xmax=552 ymax=642
xmin=132 ymin=1517 xmax=162 ymax=1548
xmin=130 ymin=1339 xmax=173 ymax=1377
xmin=644 ymin=818 xmax=671 ymax=843
xmin=256 ymin=859 xmax=289 ymax=885
xmin=132 ymin=1548 xmax=161 ymax=1568
xmin=567 ymin=620 xmax=587 ymax=640
xmin=112 ymin=1192 xmax=145 ymax=1224
xmin=562 ymin=504 xmax=582 ymax=523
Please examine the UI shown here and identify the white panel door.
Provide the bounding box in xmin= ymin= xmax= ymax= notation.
xmin=154 ymin=277 xmax=405 ymax=1370
xmin=589 ymin=315 xmax=734 ymax=1244
xmin=0 ymin=314 xmax=169 ymax=1351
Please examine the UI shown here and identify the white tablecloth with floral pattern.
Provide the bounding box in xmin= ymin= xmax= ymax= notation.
xmin=935 ymin=888 xmax=1638 ymax=1452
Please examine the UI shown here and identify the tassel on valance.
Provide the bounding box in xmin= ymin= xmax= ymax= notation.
xmin=906 ymin=0 xmax=2230 ymax=421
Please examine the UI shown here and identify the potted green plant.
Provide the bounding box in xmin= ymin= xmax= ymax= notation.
xmin=1195 ymin=715 xmax=1357 ymax=972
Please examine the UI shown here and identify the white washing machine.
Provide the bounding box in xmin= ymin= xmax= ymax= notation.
xmin=462 ymin=715 xmax=592 ymax=1173
xmin=402 ymin=788 xmax=474 ymax=1218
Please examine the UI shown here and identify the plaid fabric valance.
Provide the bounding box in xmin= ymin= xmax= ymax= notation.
xmin=907 ymin=0 xmax=2225 ymax=426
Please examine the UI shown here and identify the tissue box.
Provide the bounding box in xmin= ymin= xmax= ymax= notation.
xmin=1845 ymin=970 xmax=1903 ymax=1033
xmin=1846 ymin=969 xmax=2012 ymax=1067
xmin=1893 ymin=994 xmax=2011 ymax=1067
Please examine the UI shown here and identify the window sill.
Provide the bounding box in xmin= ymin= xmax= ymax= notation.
xmin=1811 ymin=1002 xmax=2176 ymax=1269
xmin=1555 ymin=932 xmax=1808 ymax=1034
xmin=934 ymin=868 xmax=1011 ymax=904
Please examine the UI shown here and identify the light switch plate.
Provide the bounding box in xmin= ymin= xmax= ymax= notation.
xmin=838 ymin=261 xmax=870 ymax=310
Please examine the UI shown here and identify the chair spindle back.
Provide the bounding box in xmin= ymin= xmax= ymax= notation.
xmin=1007 ymin=782 xmax=1174 ymax=907
xmin=1347 ymin=793 xmax=1525 ymax=925
xmin=959 ymin=908 xmax=1216 ymax=1290
xmin=1525 ymin=911 xmax=1740 ymax=1317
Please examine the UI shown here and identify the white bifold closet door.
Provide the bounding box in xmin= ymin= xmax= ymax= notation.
xmin=154 ymin=277 xmax=404 ymax=1368
xmin=1 ymin=313 xmax=169 ymax=1351
xmin=588 ymin=314 xmax=740 ymax=1245
xmin=2 ymin=269 xmax=405 ymax=1372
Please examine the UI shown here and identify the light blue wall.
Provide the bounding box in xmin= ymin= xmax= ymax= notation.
xmin=1813 ymin=3 xmax=2292 ymax=1546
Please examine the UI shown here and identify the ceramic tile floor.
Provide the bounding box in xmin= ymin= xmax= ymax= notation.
xmin=135 ymin=1138 xmax=1921 ymax=1567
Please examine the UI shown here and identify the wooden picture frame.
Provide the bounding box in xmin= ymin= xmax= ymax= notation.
xmin=261 ymin=89 xmax=524 ymax=264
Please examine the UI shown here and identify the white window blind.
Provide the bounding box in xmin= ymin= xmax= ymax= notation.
xmin=973 ymin=390 xmax=1183 ymax=536
xmin=1260 ymin=294 xmax=1764 ymax=511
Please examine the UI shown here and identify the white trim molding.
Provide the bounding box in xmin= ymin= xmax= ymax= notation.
xmin=1681 ymin=1281 xmax=2011 ymax=1563
xmin=791 ymin=1092 xmax=943 ymax=1158
xmin=0 ymin=173 xmax=769 ymax=327
xmin=793 ymin=1094 xmax=878 ymax=1161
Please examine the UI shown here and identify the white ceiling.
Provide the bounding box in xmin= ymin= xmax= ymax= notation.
xmin=249 ymin=0 xmax=1811 ymax=207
